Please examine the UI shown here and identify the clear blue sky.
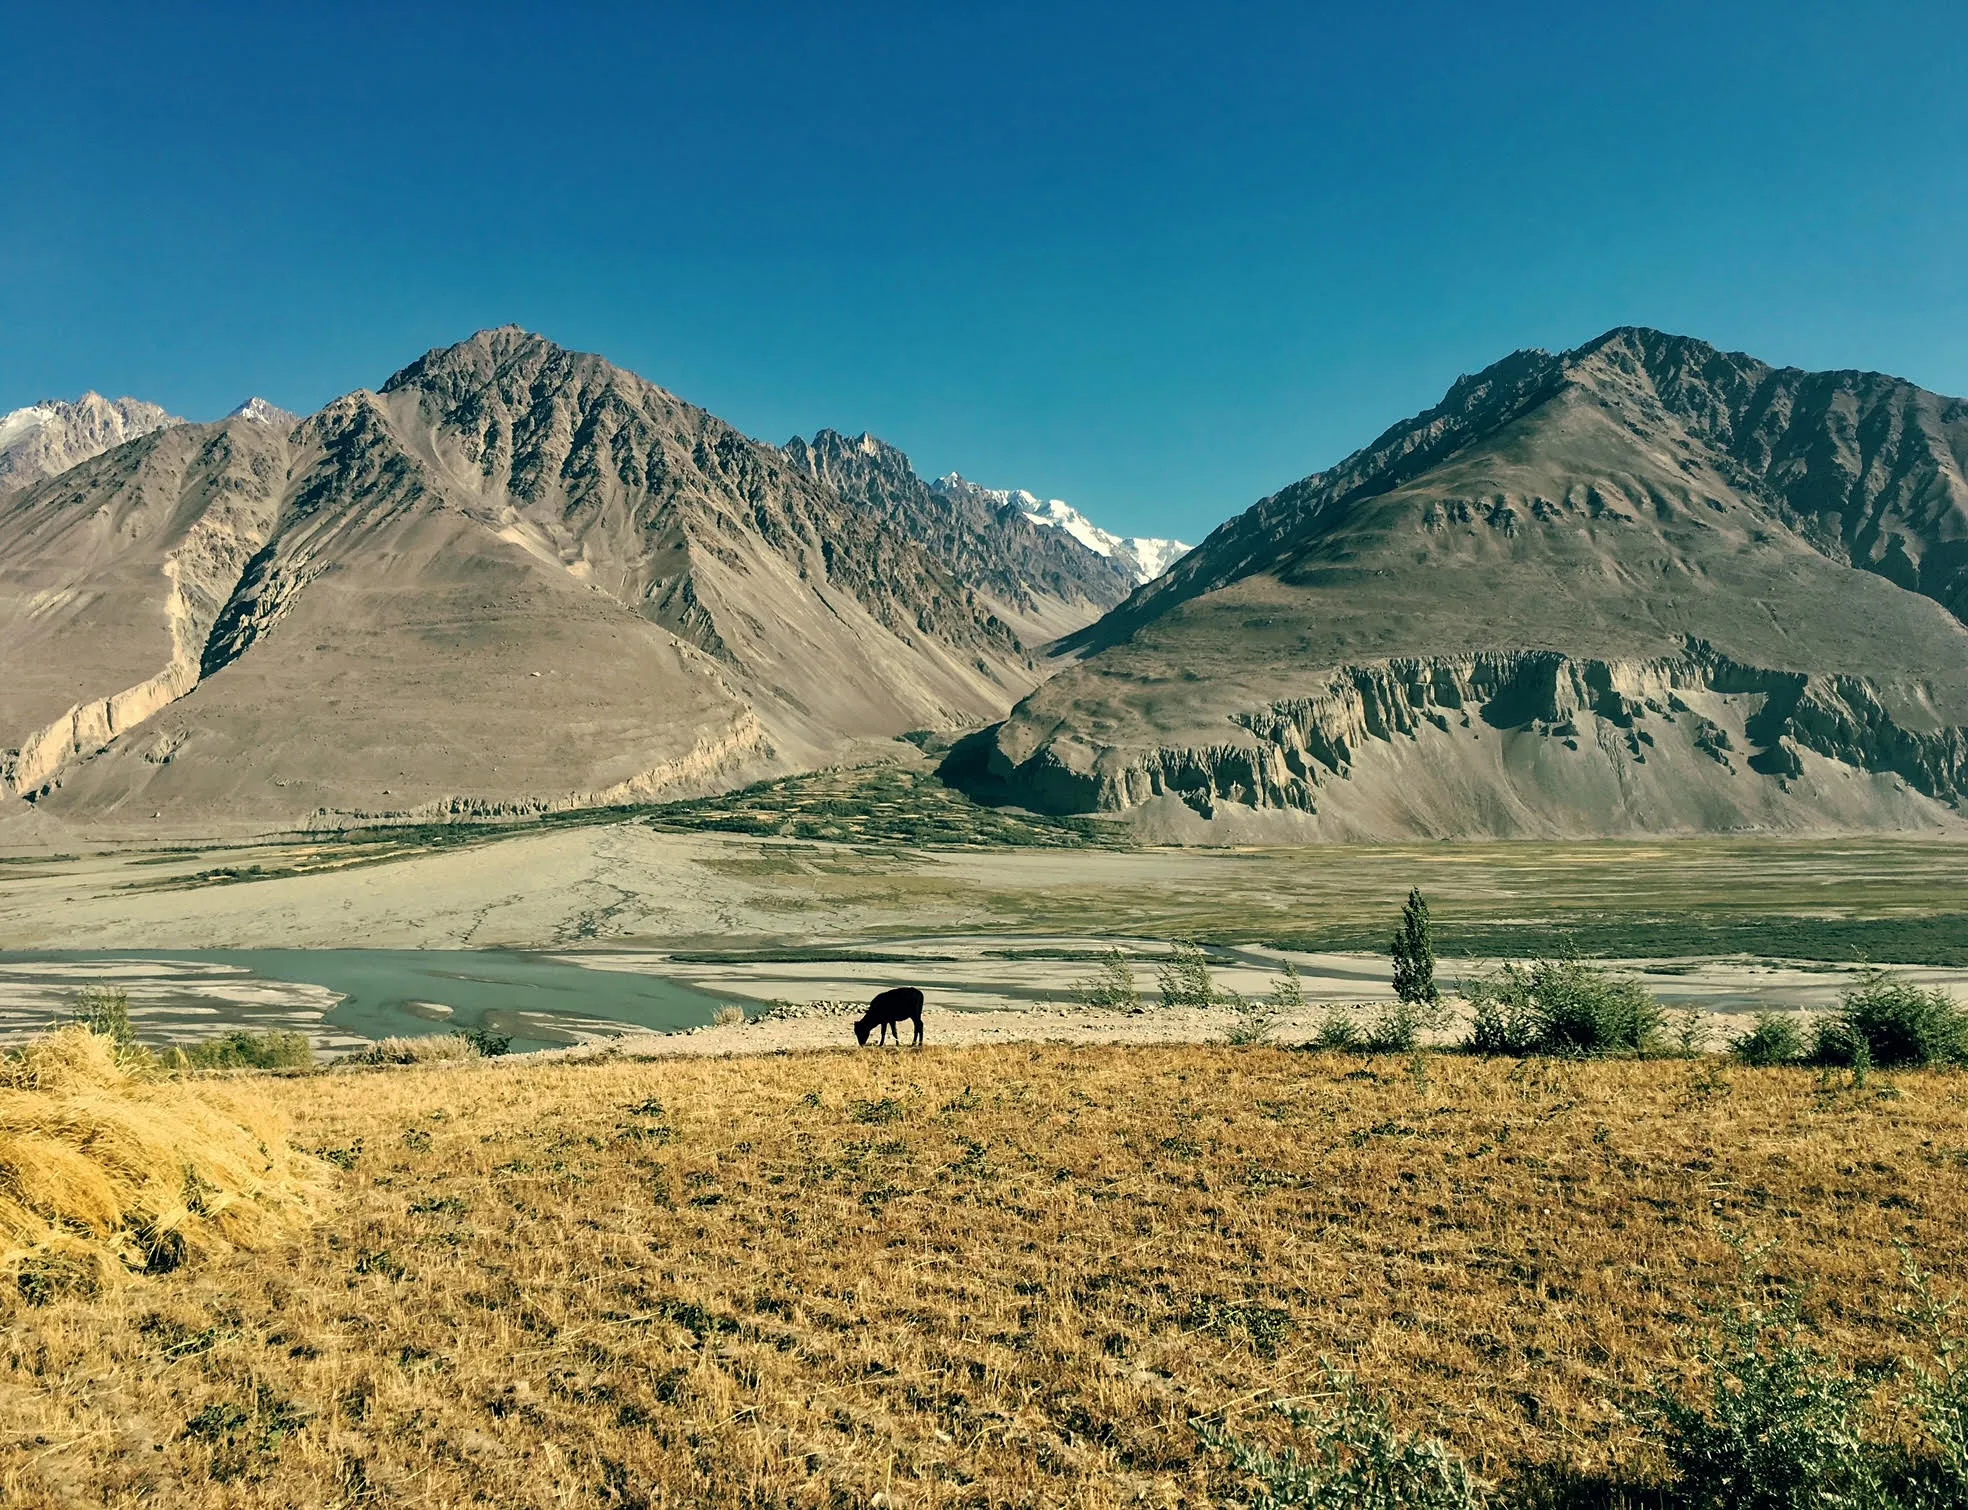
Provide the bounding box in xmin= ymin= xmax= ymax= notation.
xmin=3 ymin=1 xmax=1964 ymax=542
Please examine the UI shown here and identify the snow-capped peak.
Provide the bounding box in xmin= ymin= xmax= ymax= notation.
xmin=0 ymin=402 xmax=59 ymax=452
xmin=933 ymin=472 xmax=1190 ymax=584
xmin=0 ymin=393 xmax=182 ymax=492
xmin=227 ymin=397 xmax=298 ymax=427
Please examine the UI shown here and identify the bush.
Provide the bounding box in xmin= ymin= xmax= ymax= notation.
xmin=70 ymin=986 xmax=136 ymax=1046
xmin=1363 ymin=999 xmax=1431 ymax=1054
xmin=1671 ymin=1008 xmax=1712 ymax=1057
xmin=1811 ymin=969 xmax=1968 ymax=1069
xmin=1731 ymin=1012 xmax=1808 ymax=1068
xmin=709 ymin=1005 xmax=747 ymax=1029
xmin=162 ymin=1031 xmax=314 ymax=1072
xmin=1308 ymin=1007 xmax=1365 ymax=1053
xmin=1073 ymin=950 xmax=1141 ymax=1013
xmin=1225 ymin=991 xmax=1278 ymax=1047
xmin=465 ymin=1025 xmax=514 ymax=1056
xmin=1194 ymin=1363 xmax=1486 ymax=1509
xmin=1902 ymin=1254 xmax=1968 ymax=1504
xmin=1463 ymin=955 xmax=1664 ymax=1057
xmin=1647 ymin=1245 xmax=1885 ymax=1510
xmin=1159 ymin=941 xmax=1218 ymax=1009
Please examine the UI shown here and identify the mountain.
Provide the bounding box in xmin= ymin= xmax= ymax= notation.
xmin=227 ymin=397 xmax=299 ymax=427
xmin=963 ymin=327 xmax=1968 ymax=840
xmin=0 ymin=329 xmax=1066 ymax=833
xmin=784 ymin=431 xmax=1135 ymax=645
xmin=0 ymin=393 xmax=181 ymax=494
xmin=932 ymin=473 xmax=1189 ymax=584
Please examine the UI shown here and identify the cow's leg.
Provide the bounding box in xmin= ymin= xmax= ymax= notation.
xmin=912 ymin=1013 xmax=923 ymax=1046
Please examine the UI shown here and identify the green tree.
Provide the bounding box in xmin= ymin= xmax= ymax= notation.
xmin=1391 ymin=888 xmax=1438 ymax=1009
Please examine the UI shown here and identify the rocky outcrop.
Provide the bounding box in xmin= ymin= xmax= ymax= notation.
xmin=298 ymin=712 xmax=773 ymax=828
xmin=981 ymin=644 xmax=1968 ymax=823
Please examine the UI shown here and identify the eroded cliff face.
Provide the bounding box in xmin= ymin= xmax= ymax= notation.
xmin=0 ymin=425 xmax=287 ymax=799
xmin=982 ymin=645 xmax=1968 ymax=836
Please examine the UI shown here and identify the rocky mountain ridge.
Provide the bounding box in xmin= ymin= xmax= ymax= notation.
xmin=966 ymin=327 xmax=1968 ymax=839
xmin=931 ymin=472 xmax=1189 ymax=583
xmin=0 ymin=393 xmax=182 ymax=494
xmin=0 ymin=329 xmax=1101 ymax=832
xmin=783 ymin=430 xmax=1135 ymax=646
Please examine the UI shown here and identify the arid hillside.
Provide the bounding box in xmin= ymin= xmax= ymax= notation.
xmin=0 ymin=330 xmax=1124 ymax=836
xmin=969 ymin=328 xmax=1968 ymax=839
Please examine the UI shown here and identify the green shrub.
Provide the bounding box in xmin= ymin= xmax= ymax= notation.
xmin=162 ymin=1030 xmax=314 ymax=1072
xmin=465 ymin=1025 xmax=514 ymax=1057
xmin=1308 ymin=1008 xmax=1365 ymax=1053
xmin=1465 ymin=965 xmax=1538 ymax=1055
xmin=1731 ymin=1012 xmax=1808 ymax=1068
xmin=1812 ymin=969 xmax=1968 ymax=1069
xmin=1231 ymin=963 xmax=1306 ymax=1047
xmin=1271 ymin=961 xmax=1306 ymax=1016
xmin=1363 ymin=999 xmax=1437 ymax=1054
xmin=1463 ymin=955 xmax=1664 ymax=1057
xmin=1225 ymin=990 xmax=1278 ymax=1047
xmin=1671 ymin=1008 xmax=1713 ymax=1057
xmin=1073 ymin=949 xmax=1141 ymax=1013
xmin=1194 ymin=1363 xmax=1486 ymax=1509
xmin=1159 ymin=941 xmax=1218 ymax=1009
xmin=1647 ymin=1247 xmax=1884 ymax=1510
xmin=70 ymin=985 xmax=136 ymax=1046
xmin=1902 ymin=1254 xmax=1968 ymax=1505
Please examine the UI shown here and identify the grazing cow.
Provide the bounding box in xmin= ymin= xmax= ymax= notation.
xmin=855 ymin=986 xmax=924 ymax=1047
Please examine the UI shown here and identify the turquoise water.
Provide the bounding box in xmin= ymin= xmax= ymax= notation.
xmin=0 ymin=949 xmax=729 ymax=1053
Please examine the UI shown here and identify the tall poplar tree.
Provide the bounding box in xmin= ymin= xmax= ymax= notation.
xmin=1391 ymin=887 xmax=1438 ymax=1007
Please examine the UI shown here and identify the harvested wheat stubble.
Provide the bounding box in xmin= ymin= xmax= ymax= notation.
xmin=0 ymin=1028 xmax=323 ymax=1296
xmin=1 ymin=1044 xmax=1963 ymax=1506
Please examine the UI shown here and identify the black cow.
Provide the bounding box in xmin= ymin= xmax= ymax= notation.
xmin=854 ymin=986 xmax=924 ymax=1047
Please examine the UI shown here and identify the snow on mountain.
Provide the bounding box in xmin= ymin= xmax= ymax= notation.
xmin=227 ymin=397 xmax=299 ymax=427
xmin=0 ymin=393 xmax=182 ymax=493
xmin=932 ymin=473 xmax=1189 ymax=584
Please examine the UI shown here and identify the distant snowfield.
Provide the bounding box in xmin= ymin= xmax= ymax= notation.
xmin=0 ymin=403 xmax=57 ymax=450
xmin=933 ymin=472 xmax=1189 ymax=583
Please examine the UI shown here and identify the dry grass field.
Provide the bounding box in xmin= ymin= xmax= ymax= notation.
xmin=3 ymin=1043 xmax=1965 ymax=1507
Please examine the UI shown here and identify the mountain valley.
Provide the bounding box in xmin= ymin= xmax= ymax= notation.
xmin=9 ymin=325 xmax=1968 ymax=844
xmin=0 ymin=331 xmax=1155 ymax=836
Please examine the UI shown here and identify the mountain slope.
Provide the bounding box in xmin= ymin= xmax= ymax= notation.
xmin=0 ymin=329 xmax=1061 ymax=832
xmin=931 ymin=473 xmax=1189 ymax=584
xmin=0 ymin=393 xmax=181 ymax=494
xmin=784 ymin=430 xmax=1135 ymax=645
xmin=966 ymin=328 xmax=1968 ymax=840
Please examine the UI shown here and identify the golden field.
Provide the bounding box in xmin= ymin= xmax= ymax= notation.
xmin=2 ymin=1043 xmax=1963 ymax=1507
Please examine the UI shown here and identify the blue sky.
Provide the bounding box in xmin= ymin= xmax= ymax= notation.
xmin=3 ymin=1 xmax=1963 ymax=542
